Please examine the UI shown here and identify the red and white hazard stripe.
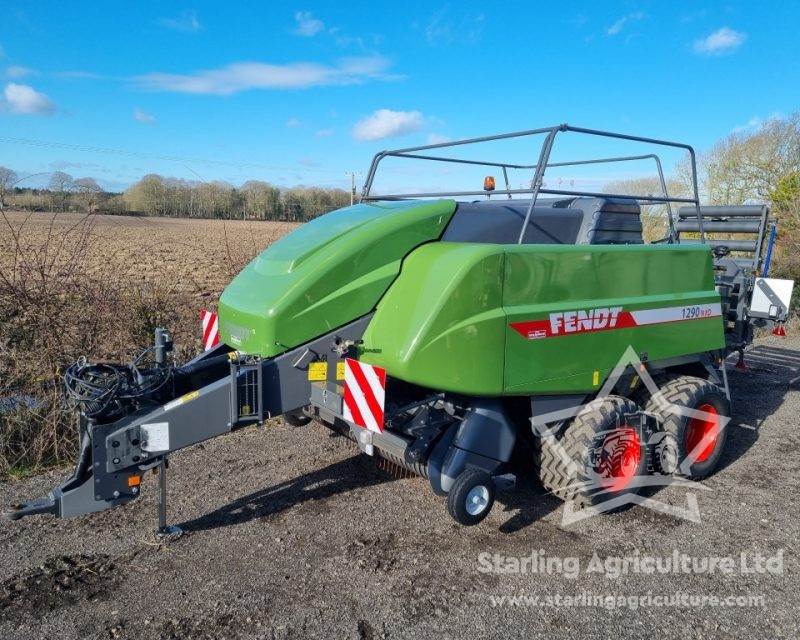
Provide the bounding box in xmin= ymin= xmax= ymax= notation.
xmin=510 ymin=303 xmax=722 ymax=341
xmin=201 ymin=310 xmax=220 ymax=351
xmin=343 ymin=358 xmax=386 ymax=433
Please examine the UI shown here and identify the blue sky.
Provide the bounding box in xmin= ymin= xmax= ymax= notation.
xmin=0 ymin=1 xmax=798 ymax=193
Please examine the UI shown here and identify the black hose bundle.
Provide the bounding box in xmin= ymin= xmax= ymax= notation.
xmin=64 ymin=350 xmax=173 ymax=421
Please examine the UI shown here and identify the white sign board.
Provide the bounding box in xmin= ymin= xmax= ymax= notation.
xmin=750 ymin=278 xmax=795 ymax=320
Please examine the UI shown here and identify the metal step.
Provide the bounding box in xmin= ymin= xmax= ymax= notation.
xmin=676 ymin=220 xmax=762 ymax=233
xmin=678 ymin=205 xmax=768 ymax=219
xmin=718 ymin=258 xmax=760 ymax=271
xmin=682 ymin=238 xmax=758 ymax=252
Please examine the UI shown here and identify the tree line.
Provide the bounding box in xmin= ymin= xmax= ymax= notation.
xmin=0 ymin=169 xmax=352 ymax=222
xmin=1 ymin=113 xmax=798 ymax=231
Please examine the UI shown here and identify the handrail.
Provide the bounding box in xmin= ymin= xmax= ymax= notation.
xmin=360 ymin=124 xmax=703 ymax=244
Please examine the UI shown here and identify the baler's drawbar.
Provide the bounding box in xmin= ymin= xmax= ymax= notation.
xmin=4 ymin=124 xmax=795 ymax=528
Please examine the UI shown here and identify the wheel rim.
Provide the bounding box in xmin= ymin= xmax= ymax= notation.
xmin=598 ymin=427 xmax=641 ymax=493
xmin=655 ymin=435 xmax=679 ymax=474
xmin=465 ymin=485 xmax=490 ymax=516
xmin=686 ymin=403 xmax=719 ymax=463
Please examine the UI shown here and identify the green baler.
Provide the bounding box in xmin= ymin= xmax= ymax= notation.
xmin=7 ymin=124 xmax=793 ymax=527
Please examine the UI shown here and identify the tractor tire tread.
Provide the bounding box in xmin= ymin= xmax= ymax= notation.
xmin=641 ymin=375 xmax=729 ymax=480
xmin=534 ymin=395 xmax=640 ymax=507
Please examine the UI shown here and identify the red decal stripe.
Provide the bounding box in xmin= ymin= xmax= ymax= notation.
xmin=343 ymin=382 xmax=366 ymax=428
xmin=349 ymin=359 xmax=385 ymax=430
xmin=511 ymin=304 xmax=721 ymax=341
xmin=509 ymin=317 xmax=636 ymax=339
xmin=201 ymin=310 xmax=220 ymax=350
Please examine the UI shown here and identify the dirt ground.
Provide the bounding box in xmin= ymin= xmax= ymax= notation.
xmin=0 ymin=211 xmax=297 ymax=300
xmin=0 ymin=336 xmax=798 ymax=639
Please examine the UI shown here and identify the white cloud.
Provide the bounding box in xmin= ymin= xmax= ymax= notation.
xmin=607 ymin=11 xmax=644 ymax=36
xmin=424 ymin=8 xmax=484 ymax=45
xmin=293 ymin=11 xmax=324 ymax=37
xmin=133 ymin=107 xmax=156 ymax=124
xmin=286 ymin=117 xmax=302 ymax=128
xmin=732 ymin=112 xmax=783 ymax=134
xmin=6 ymin=65 xmax=32 ymax=78
xmin=135 ymin=56 xmax=391 ymax=95
xmin=332 ymin=32 xmax=365 ymax=49
xmin=693 ymin=27 xmax=746 ymax=55
xmin=353 ymin=109 xmax=424 ymax=141
xmin=315 ymin=128 xmax=334 ymax=138
xmin=1 ymin=83 xmax=55 ymax=115
xmin=57 ymin=70 xmax=102 ymax=80
xmin=427 ymin=133 xmax=450 ymax=144
xmin=159 ymin=11 xmax=202 ymax=32
xmin=732 ymin=115 xmax=762 ymax=133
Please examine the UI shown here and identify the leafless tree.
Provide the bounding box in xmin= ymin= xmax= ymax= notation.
xmin=0 ymin=166 xmax=17 ymax=210
xmin=48 ymin=171 xmax=74 ymax=212
xmin=74 ymin=176 xmax=102 ymax=213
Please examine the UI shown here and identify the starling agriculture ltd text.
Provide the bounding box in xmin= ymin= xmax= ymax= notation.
xmin=476 ymin=549 xmax=784 ymax=580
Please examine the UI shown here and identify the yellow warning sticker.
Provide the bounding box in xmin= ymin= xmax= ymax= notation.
xmin=164 ymin=390 xmax=200 ymax=411
xmin=336 ymin=362 xmax=345 ymax=380
xmin=592 ymin=371 xmax=600 ymax=386
xmin=308 ymin=362 xmax=328 ymax=381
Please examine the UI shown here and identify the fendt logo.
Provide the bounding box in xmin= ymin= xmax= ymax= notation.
xmin=550 ymin=306 xmax=623 ymax=336
xmin=510 ymin=303 xmax=722 ymax=341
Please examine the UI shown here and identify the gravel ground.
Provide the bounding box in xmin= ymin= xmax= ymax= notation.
xmin=1 ymin=336 xmax=799 ymax=640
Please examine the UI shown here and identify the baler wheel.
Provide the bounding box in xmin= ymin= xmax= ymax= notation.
xmin=447 ymin=469 xmax=496 ymax=526
xmin=641 ymin=376 xmax=729 ymax=479
xmin=533 ymin=395 xmax=646 ymax=509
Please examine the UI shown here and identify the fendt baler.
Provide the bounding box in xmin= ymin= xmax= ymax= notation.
xmin=5 ymin=125 xmax=795 ymax=527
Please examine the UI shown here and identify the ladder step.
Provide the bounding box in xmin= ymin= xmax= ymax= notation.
xmin=678 ymin=205 xmax=768 ymax=219
xmin=682 ymin=239 xmax=758 ymax=252
xmin=676 ymin=220 xmax=762 ymax=233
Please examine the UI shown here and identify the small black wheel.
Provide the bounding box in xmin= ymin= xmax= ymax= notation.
xmin=447 ymin=469 xmax=495 ymax=526
xmin=283 ymin=410 xmax=311 ymax=427
xmin=649 ymin=430 xmax=679 ymax=476
xmin=641 ymin=376 xmax=729 ymax=479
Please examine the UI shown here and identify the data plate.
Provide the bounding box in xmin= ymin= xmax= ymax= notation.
xmin=141 ymin=422 xmax=170 ymax=452
xmin=308 ymin=362 xmax=328 ymax=381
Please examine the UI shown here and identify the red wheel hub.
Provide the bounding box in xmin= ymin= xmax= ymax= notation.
xmin=686 ymin=403 xmax=719 ymax=463
xmin=598 ymin=427 xmax=641 ymax=493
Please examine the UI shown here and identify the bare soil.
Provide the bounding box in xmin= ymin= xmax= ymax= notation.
xmin=1 ymin=337 xmax=799 ymax=639
xmin=0 ymin=211 xmax=298 ymax=300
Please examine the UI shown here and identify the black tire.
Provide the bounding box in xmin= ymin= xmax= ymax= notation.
xmin=641 ymin=376 xmax=729 ymax=479
xmin=283 ymin=410 xmax=312 ymax=427
xmin=533 ymin=396 xmax=646 ymax=509
xmin=446 ymin=469 xmax=495 ymax=526
xmin=649 ymin=430 xmax=680 ymax=476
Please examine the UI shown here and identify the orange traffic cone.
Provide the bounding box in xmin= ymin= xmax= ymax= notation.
xmin=773 ymin=323 xmax=787 ymax=337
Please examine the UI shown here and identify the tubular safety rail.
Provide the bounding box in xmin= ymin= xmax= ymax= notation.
xmin=360 ymin=124 xmax=704 ymax=244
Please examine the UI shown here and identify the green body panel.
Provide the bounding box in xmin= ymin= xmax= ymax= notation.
xmin=218 ymin=200 xmax=455 ymax=356
xmin=361 ymin=243 xmax=724 ymax=395
xmin=501 ymin=244 xmax=724 ymax=393
xmin=360 ymin=243 xmax=508 ymax=395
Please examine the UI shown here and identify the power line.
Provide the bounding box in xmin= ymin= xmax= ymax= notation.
xmin=0 ymin=135 xmax=347 ymax=175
